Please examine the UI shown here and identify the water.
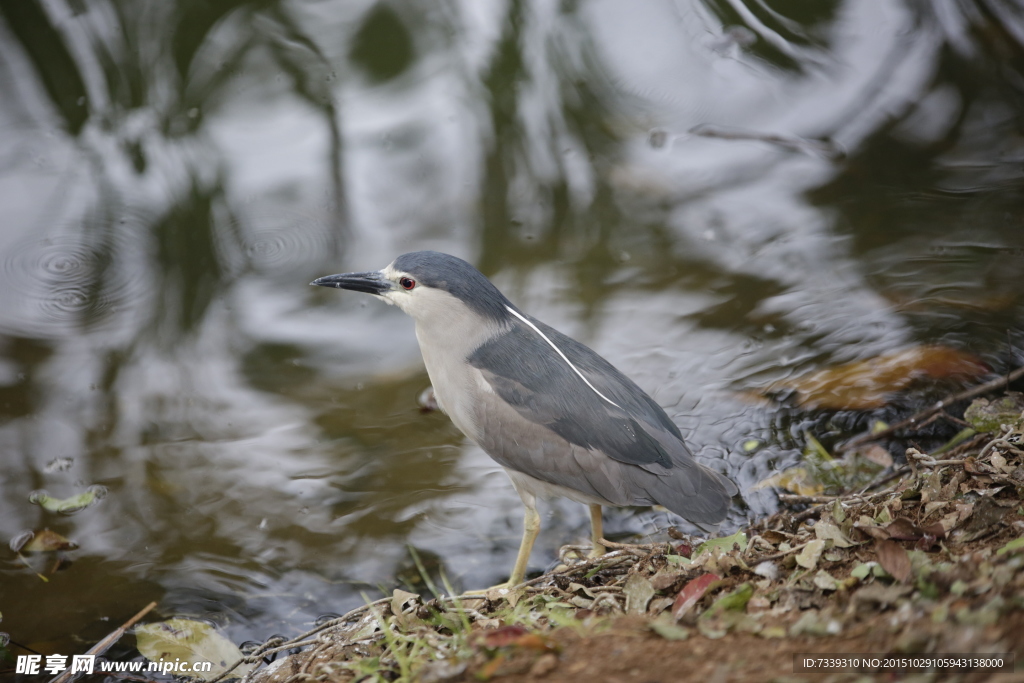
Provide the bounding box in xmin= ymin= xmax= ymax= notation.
xmin=1 ymin=0 xmax=1022 ymax=653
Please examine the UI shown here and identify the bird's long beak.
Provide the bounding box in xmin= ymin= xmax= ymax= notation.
xmin=310 ymin=271 xmax=392 ymax=295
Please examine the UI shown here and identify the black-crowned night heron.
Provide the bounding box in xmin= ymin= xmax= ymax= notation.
xmin=312 ymin=251 xmax=737 ymax=587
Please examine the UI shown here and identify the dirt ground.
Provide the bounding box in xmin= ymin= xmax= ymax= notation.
xmin=243 ymin=407 xmax=1024 ymax=683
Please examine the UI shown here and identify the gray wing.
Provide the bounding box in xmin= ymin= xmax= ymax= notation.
xmin=467 ymin=315 xmax=737 ymax=526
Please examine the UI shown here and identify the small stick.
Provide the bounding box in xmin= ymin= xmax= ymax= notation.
xmin=837 ymin=364 xmax=1024 ymax=452
xmin=48 ymin=601 xmax=158 ymax=683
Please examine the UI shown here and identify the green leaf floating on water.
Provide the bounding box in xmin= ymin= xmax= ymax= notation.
xmin=695 ymin=530 xmax=747 ymax=557
xmin=29 ymin=485 xmax=107 ymax=514
xmin=135 ymin=618 xmax=254 ymax=681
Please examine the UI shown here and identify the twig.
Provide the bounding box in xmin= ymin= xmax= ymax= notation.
xmin=778 ymin=494 xmax=842 ymax=505
xmin=837 ymin=363 xmax=1024 ymax=452
xmin=208 ymin=598 xmax=392 ymax=683
xmin=598 ymin=539 xmax=671 ymax=553
xmin=48 ymin=601 xmax=157 ymax=683
xmin=514 ymin=550 xmax=633 ymax=590
xmin=749 ymin=540 xmax=813 ymax=563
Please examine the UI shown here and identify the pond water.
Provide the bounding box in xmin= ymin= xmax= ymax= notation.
xmin=1 ymin=0 xmax=1023 ymax=654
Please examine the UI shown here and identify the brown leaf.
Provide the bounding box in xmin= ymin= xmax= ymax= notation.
xmin=861 ymin=445 xmax=894 ymax=468
xmin=482 ymin=625 xmax=528 ymax=649
xmin=671 ymin=573 xmax=720 ymax=620
xmin=21 ymin=529 xmax=78 ymax=553
xmin=765 ymin=345 xmax=989 ymax=411
xmin=650 ymin=571 xmax=684 ymax=592
xmin=624 ymin=573 xmax=655 ymax=615
xmin=960 ymin=498 xmax=1010 ymax=537
xmin=885 ymin=518 xmax=923 ymax=541
xmin=853 ymin=522 xmax=889 ymax=540
xmin=875 ymin=540 xmax=912 ymax=583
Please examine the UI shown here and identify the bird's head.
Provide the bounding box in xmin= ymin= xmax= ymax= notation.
xmin=311 ymin=251 xmax=513 ymax=325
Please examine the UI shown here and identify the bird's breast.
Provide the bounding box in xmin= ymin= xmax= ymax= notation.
xmin=415 ymin=329 xmax=493 ymax=443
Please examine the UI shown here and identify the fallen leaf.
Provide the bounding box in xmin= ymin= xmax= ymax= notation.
xmin=814 ymin=520 xmax=855 ymax=548
xmin=853 ymin=583 xmax=913 ymax=608
xmin=921 ymin=469 xmax=944 ymax=504
xmin=996 ymin=538 xmax=1024 ymax=556
xmin=529 ymin=653 xmax=559 ymax=677
xmin=766 ymin=346 xmax=989 ymax=411
xmin=853 ymin=522 xmax=890 ymax=540
xmin=789 ymin=609 xmax=842 ymax=636
xmin=624 ymin=573 xmax=655 ymax=615
xmin=990 ymin=453 xmax=1011 ymax=474
xmin=28 ymin=485 xmax=108 ymax=514
xmin=649 ymin=571 xmax=684 ymax=592
xmin=482 ymin=625 xmax=528 ymax=649
xmin=705 ymin=583 xmax=754 ymax=615
xmin=831 ymin=499 xmax=846 ymax=524
xmin=875 ymin=540 xmax=912 ymax=583
xmin=963 ymin=395 xmax=1024 ymax=433
xmin=649 ymin=619 xmax=690 ymax=641
xmin=671 ymin=573 xmax=720 ymax=619
xmin=754 ymin=467 xmax=823 ymax=496
xmin=135 ymin=619 xmax=254 ymax=681
xmin=960 ymin=498 xmax=1009 ymax=536
xmin=884 ymin=518 xmax=921 ymax=540
xmin=695 ymin=530 xmax=747 ymax=557
xmin=508 ymin=633 xmax=554 ymax=652
xmin=812 ymin=570 xmax=838 ymax=591
xmin=392 ymin=589 xmax=419 ymax=614
xmin=850 ymin=562 xmax=876 ymax=580
xmin=795 ymin=539 xmax=826 ymax=569
xmin=21 ymin=529 xmax=77 ymax=553
xmin=861 ymin=445 xmax=894 ymax=468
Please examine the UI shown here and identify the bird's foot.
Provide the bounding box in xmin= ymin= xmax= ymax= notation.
xmin=588 ymin=542 xmax=607 ymax=558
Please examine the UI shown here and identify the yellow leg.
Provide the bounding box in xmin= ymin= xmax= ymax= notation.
xmin=589 ymin=504 xmax=606 ymax=557
xmin=507 ymin=505 xmax=541 ymax=587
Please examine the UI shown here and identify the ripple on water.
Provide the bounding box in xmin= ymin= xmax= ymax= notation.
xmin=236 ymin=209 xmax=338 ymax=274
xmin=0 ymin=232 xmax=150 ymax=337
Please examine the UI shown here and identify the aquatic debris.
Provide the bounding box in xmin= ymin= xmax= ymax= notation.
xmin=136 ymin=618 xmax=255 ymax=681
xmin=29 ymin=485 xmax=107 ymax=514
xmin=766 ymin=345 xmax=989 ymax=411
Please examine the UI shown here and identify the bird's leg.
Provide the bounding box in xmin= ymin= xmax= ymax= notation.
xmin=507 ymin=504 xmax=540 ymax=587
xmin=588 ymin=504 xmax=606 ymax=557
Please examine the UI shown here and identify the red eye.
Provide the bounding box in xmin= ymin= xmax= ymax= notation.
xmin=400 ymin=277 xmax=416 ymax=290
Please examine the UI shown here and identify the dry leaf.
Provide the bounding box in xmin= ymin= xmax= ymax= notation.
xmin=624 ymin=573 xmax=655 ymax=615
xmin=482 ymin=626 xmax=528 ymax=649
xmin=875 ymin=540 xmax=912 ymax=583
xmin=672 ymin=573 xmax=720 ymax=620
xmin=754 ymin=467 xmax=823 ymax=496
xmin=814 ymin=520 xmax=856 ymax=548
xmin=884 ymin=518 xmax=920 ymax=540
xmin=812 ymin=570 xmax=838 ymax=591
xmin=861 ymin=445 xmax=894 ymax=468
xmin=853 ymin=522 xmax=890 ymax=540
xmin=765 ymin=345 xmax=988 ymax=410
xmin=19 ymin=529 xmax=78 ymax=553
xmin=795 ymin=539 xmax=826 ymax=569
xmin=990 ymin=453 xmax=1011 ymax=474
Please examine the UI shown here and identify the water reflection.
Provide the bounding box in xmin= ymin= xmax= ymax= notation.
xmin=1 ymin=0 xmax=1022 ymax=654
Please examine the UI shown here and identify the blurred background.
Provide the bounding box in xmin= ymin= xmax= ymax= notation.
xmin=1 ymin=0 xmax=1023 ymax=653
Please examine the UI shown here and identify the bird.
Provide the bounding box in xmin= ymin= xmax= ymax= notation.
xmin=311 ymin=251 xmax=737 ymax=588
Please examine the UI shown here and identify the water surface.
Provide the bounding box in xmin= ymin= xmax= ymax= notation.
xmin=1 ymin=0 xmax=1022 ymax=651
